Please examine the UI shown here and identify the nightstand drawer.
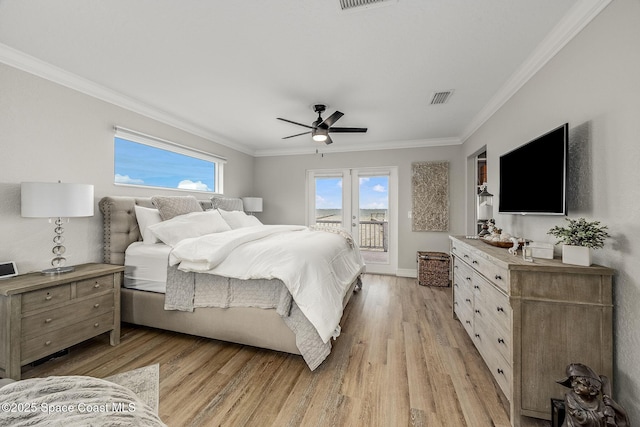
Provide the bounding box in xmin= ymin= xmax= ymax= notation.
xmin=22 ymin=293 xmax=114 ymax=340
xmin=21 ymin=311 xmax=114 ymax=364
xmin=77 ymin=275 xmax=115 ymax=297
xmin=21 ymin=284 xmax=71 ymax=313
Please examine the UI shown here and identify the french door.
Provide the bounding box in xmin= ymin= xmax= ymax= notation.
xmin=306 ymin=167 xmax=397 ymax=275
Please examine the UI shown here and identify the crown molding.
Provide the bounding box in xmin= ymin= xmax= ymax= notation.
xmin=0 ymin=42 xmax=256 ymax=156
xmin=460 ymin=0 xmax=613 ymax=142
xmin=253 ymin=137 xmax=461 ymax=157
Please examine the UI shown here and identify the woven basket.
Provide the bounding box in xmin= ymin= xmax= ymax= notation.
xmin=417 ymin=251 xmax=450 ymax=287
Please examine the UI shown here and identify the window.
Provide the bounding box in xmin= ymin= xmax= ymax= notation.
xmin=113 ymin=127 xmax=225 ymax=193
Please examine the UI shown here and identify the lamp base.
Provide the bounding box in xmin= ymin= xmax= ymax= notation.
xmin=41 ymin=266 xmax=75 ymax=275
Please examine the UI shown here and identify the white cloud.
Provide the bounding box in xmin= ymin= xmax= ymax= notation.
xmin=372 ymin=184 xmax=386 ymax=193
xmin=359 ymin=177 xmax=370 ymax=185
xmin=115 ymin=174 xmax=144 ymax=184
xmin=177 ymin=180 xmax=210 ymax=191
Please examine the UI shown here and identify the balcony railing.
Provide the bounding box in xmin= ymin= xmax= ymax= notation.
xmin=315 ymin=220 xmax=388 ymax=252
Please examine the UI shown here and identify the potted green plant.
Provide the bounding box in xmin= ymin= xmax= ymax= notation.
xmin=547 ymin=218 xmax=610 ymax=266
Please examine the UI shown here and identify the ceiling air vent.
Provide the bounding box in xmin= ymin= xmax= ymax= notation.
xmin=339 ymin=0 xmax=395 ymax=11
xmin=430 ymin=90 xmax=454 ymax=105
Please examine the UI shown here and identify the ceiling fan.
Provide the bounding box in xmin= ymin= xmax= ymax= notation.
xmin=277 ymin=104 xmax=368 ymax=145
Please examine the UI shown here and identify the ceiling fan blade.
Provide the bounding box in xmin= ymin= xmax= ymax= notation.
xmin=318 ymin=111 xmax=344 ymax=129
xmin=282 ymin=131 xmax=311 ymax=139
xmin=324 ymin=135 xmax=334 ymax=145
xmin=277 ymin=118 xmax=314 ymax=129
xmin=328 ymin=127 xmax=368 ymax=133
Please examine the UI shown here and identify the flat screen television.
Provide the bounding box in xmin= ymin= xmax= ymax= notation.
xmin=499 ymin=123 xmax=568 ymax=215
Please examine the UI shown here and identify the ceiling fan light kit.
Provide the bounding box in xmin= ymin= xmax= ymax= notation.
xmin=277 ymin=104 xmax=367 ymax=145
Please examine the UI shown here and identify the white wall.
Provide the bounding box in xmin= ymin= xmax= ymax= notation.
xmin=254 ymin=145 xmax=465 ymax=273
xmin=0 ymin=63 xmax=255 ymax=274
xmin=462 ymin=1 xmax=640 ymax=419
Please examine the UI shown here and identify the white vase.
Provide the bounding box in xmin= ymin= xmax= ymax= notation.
xmin=562 ymin=245 xmax=592 ymax=266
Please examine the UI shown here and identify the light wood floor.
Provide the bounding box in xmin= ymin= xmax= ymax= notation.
xmin=22 ymin=274 xmax=551 ymax=427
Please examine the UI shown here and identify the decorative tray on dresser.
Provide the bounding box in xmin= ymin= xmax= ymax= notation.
xmin=0 ymin=263 xmax=124 ymax=380
xmin=449 ymin=236 xmax=613 ymax=427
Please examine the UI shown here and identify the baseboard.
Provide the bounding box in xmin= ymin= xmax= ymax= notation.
xmin=396 ymin=268 xmax=417 ymax=278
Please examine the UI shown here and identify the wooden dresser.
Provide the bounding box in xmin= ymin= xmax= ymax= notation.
xmin=449 ymin=236 xmax=613 ymax=426
xmin=0 ymin=263 xmax=123 ymax=380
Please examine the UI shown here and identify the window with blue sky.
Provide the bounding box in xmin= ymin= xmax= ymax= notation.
xmin=315 ymin=176 xmax=389 ymax=209
xmin=113 ymin=128 xmax=224 ymax=193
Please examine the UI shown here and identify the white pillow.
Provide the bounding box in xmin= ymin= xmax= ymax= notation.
xmin=134 ymin=205 xmax=163 ymax=244
xmin=218 ymin=209 xmax=262 ymax=229
xmin=148 ymin=210 xmax=231 ymax=247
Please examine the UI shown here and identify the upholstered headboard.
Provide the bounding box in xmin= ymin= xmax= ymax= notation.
xmin=98 ymin=196 xmax=213 ymax=265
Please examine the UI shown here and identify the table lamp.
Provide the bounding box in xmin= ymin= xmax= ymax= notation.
xmin=21 ymin=181 xmax=94 ymax=274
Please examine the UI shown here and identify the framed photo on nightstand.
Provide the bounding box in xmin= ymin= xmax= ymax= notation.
xmin=0 ymin=261 xmax=18 ymax=279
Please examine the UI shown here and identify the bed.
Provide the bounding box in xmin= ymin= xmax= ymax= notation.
xmin=99 ymin=195 xmax=365 ymax=370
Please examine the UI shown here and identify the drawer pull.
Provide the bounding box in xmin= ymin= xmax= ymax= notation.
xmin=93 ymin=283 xmax=101 ymax=288
xmin=45 ymin=295 xmax=52 ymax=301
xmin=94 ymin=303 xmax=100 ymax=308
xmin=454 ymin=301 xmax=458 ymax=305
xmin=465 ymin=320 xmax=471 ymax=325
xmin=44 ymin=318 xmax=53 ymax=324
xmin=475 ymin=309 xmax=480 ymax=314
xmin=495 ymin=274 xmax=502 ymax=280
xmin=463 ymin=254 xmax=469 ymax=258
xmin=496 ymin=307 xmax=505 ymax=313
xmin=474 ymin=285 xmax=479 ymax=289
xmin=454 ymin=283 xmax=459 ymax=288
xmin=472 ymin=260 xmax=478 ymax=264
xmin=498 ymin=338 xmax=505 ymax=344
xmin=454 ymin=265 xmax=459 ymax=269
xmin=94 ymin=323 xmax=100 ymax=328
xmin=45 ymin=340 xmax=52 ymax=346
xmin=497 ymin=368 xmax=504 ymax=375
xmin=465 ymin=298 xmax=471 ymax=303
xmin=466 ymin=277 xmax=472 ymax=281
xmin=474 ymin=333 xmax=480 ymax=338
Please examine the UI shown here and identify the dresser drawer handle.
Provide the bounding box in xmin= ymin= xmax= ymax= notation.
xmin=94 ymin=303 xmax=100 ymax=308
xmin=94 ymin=323 xmax=100 ymax=328
xmin=495 ymin=275 xmax=502 ymax=280
xmin=454 ymin=301 xmax=458 ymax=305
xmin=463 ymin=254 xmax=469 ymax=258
xmin=497 ymin=368 xmax=504 ymax=375
xmin=93 ymin=283 xmax=101 ymax=288
xmin=474 ymin=333 xmax=480 ymax=338
xmin=44 ymin=318 xmax=53 ymax=324
xmin=454 ymin=283 xmax=459 ymax=288
xmin=496 ymin=307 xmax=505 ymax=312
xmin=454 ymin=265 xmax=459 ymax=269
xmin=475 ymin=309 xmax=480 ymax=314
xmin=472 ymin=260 xmax=478 ymax=264
xmin=45 ymin=340 xmax=52 ymax=346
xmin=45 ymin=295 xmax=53 ymax=301
xmin=465 ymin=298 xmax=471 ymax=303
xmin=465 ymin=320 xmax=471 ymax=325
xmin=466 ymin=277 xmax=472 ymax=281
xmin=474 ymin=285 xmax=479 ymax=289
xmin=498 ymin=338 xmax=505 ymax=344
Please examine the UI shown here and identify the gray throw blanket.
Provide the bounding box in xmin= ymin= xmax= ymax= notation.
xmin=164 ymin=265 xmax=332 ymax=370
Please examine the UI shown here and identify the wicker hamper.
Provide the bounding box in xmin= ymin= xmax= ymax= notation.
xmin=417 ymin=251 xmax=450 ymax=287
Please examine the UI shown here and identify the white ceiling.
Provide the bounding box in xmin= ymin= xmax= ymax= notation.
xmin=0 ymin=1 xmax=609 ymax=156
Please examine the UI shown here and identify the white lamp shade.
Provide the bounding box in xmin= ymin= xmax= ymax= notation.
xmin=21 ymin=182 xmax=94 ymax=218
xmin=242 ymin=197 xmax=263 ymax=213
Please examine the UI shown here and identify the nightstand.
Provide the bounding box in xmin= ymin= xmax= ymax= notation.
xmin=0 ymin=263 xmax=124 ymax=380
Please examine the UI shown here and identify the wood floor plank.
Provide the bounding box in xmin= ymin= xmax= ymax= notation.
xmin=19 ymin=274 xmax=550 ymax=427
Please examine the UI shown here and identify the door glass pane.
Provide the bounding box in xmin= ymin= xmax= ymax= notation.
xmin=358 ymin=175 xmax=389 ymax=263
xmin=314 ymin=177 xmax=343 ymax=228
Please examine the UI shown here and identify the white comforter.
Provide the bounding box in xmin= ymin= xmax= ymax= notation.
xmin=169 ymin=225 xmax=365 ymax=343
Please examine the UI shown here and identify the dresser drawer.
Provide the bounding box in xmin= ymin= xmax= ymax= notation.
xmin=473 ymin=275 xmax=511 ymax=332
xmin=473 ymin=316 xmax=512 ymax=400
xmin=77 ymin=275 xmax=115 ymax=297
xmin=455 ymin=303 xmax=474 ymax=339
xmin=473 ymin=255 xmax=509 ymax=293
xmin=21 ymin=284 xmax=71 ymax=313
xmin=22 ymin=293 xmax=114 ymax=340
xmin=21 ymin=311 xmax=114 ymax=364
